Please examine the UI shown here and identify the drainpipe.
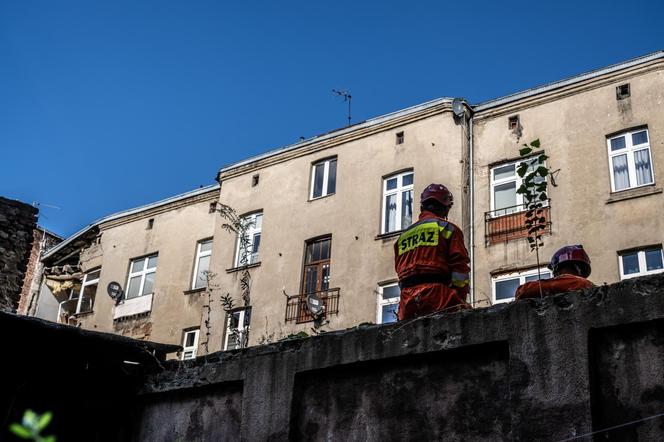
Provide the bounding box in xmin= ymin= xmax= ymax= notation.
xmin=467 ymin=111 xmax=475 ymax=307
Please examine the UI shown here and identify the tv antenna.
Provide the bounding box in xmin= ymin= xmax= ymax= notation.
xmin=332 ymin=89 xmax=352 ymax=126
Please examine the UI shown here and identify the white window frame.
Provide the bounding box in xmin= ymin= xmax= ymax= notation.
xmin=181 ymin=329 xmax=199 ymax=360
xmin=381 ymin=170 xmax=414 ymax=234
xmin=376 ymin=282 xmax=400 ymax=324
xmin=235 ymin=212 xmax=262 ymax=267
xmin=607 ymin=128 xmax=655 ymax=192
xmin=192 ymin=239 xmax=213 ymax=289
xmin=74 ymin=269 xmax=100 ymax=314
xmin=310 ymin=158 xmax=337 ymax=199
xmin=490 ymin=156 xmax=547 ymax=216
xmin=491 ymin=267 xmax=552 ymax=304
xmin=126 ymin=254 xmax=158 ymax=299
xmin=618 ymin=246 xmax=664 ymax=280
xmin=224 ymin=307 xmax=251 ymax=350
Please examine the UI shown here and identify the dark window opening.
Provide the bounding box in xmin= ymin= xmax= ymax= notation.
xmin=508 ymin=115 xmax=519 ymax=130
xmin=616 ymin=83 xmax=630 ymax=100
xmin=396 ymin=131 xmax=404 ymax=145
xmin=252 ymin=174 xmax=260 ymax=187
xmin=302 ymin=237 xmax=331 ymax=294
xmin=147 ymin=218 xmax=154 ymax=230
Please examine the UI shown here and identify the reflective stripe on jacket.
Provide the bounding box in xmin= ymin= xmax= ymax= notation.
xmin=394 ymin=210 xmax=470 ymax=295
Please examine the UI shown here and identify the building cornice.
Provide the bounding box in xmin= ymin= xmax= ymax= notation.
xmin=42 ymin=185 xmax=220 ymax=262
xmin=473 ymin=52 xmax=664 ymax=120
xmin=218 ymin=98 xmax=459 ymax=181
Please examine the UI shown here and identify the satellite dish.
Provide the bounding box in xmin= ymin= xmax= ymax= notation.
xmin=107 ymin=281 xmax=123 ymax=303
xmin=306 ymin=292 xmax=326 ymax=319
xmin=452 ymin=98 xmax=466 ymax=118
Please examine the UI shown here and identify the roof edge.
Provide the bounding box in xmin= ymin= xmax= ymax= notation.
xmin=43 ymin=184 xmax=220 ymax=261
xmin=218 ymin=96 xmax=456 ymax=175
xmin=474 ymin=50 xmax=664 ymax=111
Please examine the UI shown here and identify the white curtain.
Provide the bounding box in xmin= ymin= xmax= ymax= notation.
xmin=634 ymin=149 xmax=653 ymax=186
xmin=401 ymin=190 xmax=413 ymax=228
xmin=612 ymin=154 xmax=630 ymax=190
xmin=385 ymin=194 xmax=397 ymax=232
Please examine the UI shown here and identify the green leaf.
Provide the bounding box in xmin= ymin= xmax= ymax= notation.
xmin=539 ymin=194 xmax=548 ymax=201
xmin=539 ymin=217 xmax=546 ymax=223
xmin=519 ymin=147 xmax=532 ymax=156
xmin=9 ymin=424 xmax=31 ymax=439
xmin=531 ymin=139 xmax=541 ymax=148
xmin=538 ymin=154 xmax=548 ymax=162
xmin=526 ymin=210 xmax=534 ymax=217
xmin=38 ymin=412 xmax=53 ymax=431
xmin=537 ymin=166 xmax=549 ymax=177
xmin=43 ymin=436 xmax=56 ymax=442
xmin=516 ymin=163 xmax=529 ymax=177
xmin=528 ymin=227 xmax=539 ymax=234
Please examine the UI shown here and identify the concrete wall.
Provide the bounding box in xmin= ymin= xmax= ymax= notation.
xmin=208 ymin=104 xmax=469 ymax=349
xmin=472 ymin=58 xmax=664 ymax=305
xmin=0 ymin=197 xmax=37 ymax=311
xmin=138 ymin=274 xmax=664 ymax=441
xmin=71 ymin=190 xmax=218 ymax=350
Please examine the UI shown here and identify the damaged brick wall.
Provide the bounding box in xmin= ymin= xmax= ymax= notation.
xmin=139 ymin=274 xmax=664 ymax=441
xmin=17 ymin=229 xmax=61 ymax=315
xmin=0 ymin=197 xmax=37 ymax=312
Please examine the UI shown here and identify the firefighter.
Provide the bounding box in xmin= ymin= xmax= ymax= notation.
xmin=394 ymin=183 xmax=471 ymax=320
xmin=515 ymin=245 xmax=595 ymax=299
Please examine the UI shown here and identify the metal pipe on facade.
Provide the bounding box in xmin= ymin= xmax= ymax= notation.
xmin=467 ymin=113 xmax=475 ymax=307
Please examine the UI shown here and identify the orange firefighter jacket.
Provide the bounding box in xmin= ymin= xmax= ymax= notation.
xmin=394 ymin=211 xmax=470 ymax=320
xmin=515 ymin=274 xmax=595 ymax=300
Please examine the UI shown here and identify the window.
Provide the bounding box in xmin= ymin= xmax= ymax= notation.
xmin=252 ymin=174 xmax=260 ymax=187
xmin=619 ymin=246 xmax=664 ymax=279
xmin=302 ymin=237 xmax=331 ymax=294
xmin=147 ymin=218 xmax=154 ymax=229
xmin=235 ymin=212 xmax=262 ymax=266
xmin=382 ymin=171 xmax=414 ymax=234
xmin=377 ymin=283 xmax=400 ymax=324
xmin=616 ymin=83 xmax=630 ymax=100
xmin=607 ymin=128 xmax=654 ymax=192
xmin=70 ymin=269 xmax=100 ymax=314
xmin=490 ymin=156 xmax=546 ymax=216
xmin=181 ymin=329 xmax=199 ymax=360
xmin=224 ymin=307 xmax=251 ymax=350
xmin=310 ymin=158 xmax=337 ymax=199
xmin=492 ymin=268 xmax=552 ymax=304
xmin=126 ymin=255 xmax=158 ymax=299
xmin=192 ymin=239 xmax=213 ymax=289
xmin=508 ymin=115 xmax=519 ymax=130
xmin=396 ymin=131 xmax=404 ymax=145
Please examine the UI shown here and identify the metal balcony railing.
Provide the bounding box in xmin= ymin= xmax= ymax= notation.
xmin=285 ymin=288 xmax=340 ymax=323
xmin=485 ymin=202 xmax=552 ymax=245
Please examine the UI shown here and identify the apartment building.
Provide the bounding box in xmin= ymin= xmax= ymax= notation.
xmin=206 ymin=99 xmax=471 ymax=350
xmin=28 ymin=51 xmax=664 ymax=358
xmin=473 ymin=52 xmax=664 ymax=306
xmin=37 ymin=185 xmax=219 ymax=359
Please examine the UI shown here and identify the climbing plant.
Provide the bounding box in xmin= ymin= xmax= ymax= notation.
xmin=516 ymin=139 xmax=550 ymax=296
xmin=211 ymin=202 xmax=255 ymax=349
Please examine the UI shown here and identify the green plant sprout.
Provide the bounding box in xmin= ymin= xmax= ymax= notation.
xmin=9 ymin=410 xmax=56 ymax=442
xmin=516 ymin=139 xmax=550 ymax=298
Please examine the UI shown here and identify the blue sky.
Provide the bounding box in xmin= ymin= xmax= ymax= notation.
xmin=1 ymin=0 xmax=662 ymax=237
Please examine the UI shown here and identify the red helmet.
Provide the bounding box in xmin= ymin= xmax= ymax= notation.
xmin=548 ymin=245 xmax=591 ymax=277
xmin=421 ymin=184 xmax=453 ymax=207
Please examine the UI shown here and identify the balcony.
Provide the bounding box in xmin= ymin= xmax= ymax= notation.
xmin=485 ymin=203 xmax=552 ymax=245
xmin=285 ymin=288 xmax=340 ymax=323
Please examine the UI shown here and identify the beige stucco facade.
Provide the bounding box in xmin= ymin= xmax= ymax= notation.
xmin=472 ymin=56 xmax=664 ymax=306
xmin=207 ymin=101 xmax=469 ymax=349
xmin=35 ymin=51 xmax=664 ymax=358
xmin=40 ymin=188 xmax=218 ymax=358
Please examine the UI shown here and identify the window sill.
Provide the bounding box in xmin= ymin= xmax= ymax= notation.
xmin=226 ymin=262 xmax=261 ymax=273
xmin=72 ymin=311 xmax=94 ymax=318
xmin=606 ymin=185 xmax=662 ymax=204
xmin=375 ymin=230 xmax=404 ymax=241
xmin=307 ymin=193 xmax=335 ymax=202
xmin=183 ymin=287 xmax=207 ymax=295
